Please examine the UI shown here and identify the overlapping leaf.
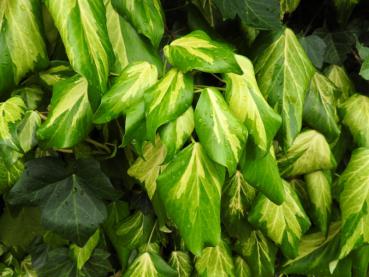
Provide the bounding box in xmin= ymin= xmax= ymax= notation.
xmin=324 ymin=65 xmax=355 ymax=103
xmin=169 ymin=251 xmax=193 ymax=277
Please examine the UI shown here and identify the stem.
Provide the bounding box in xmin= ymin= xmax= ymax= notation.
xmin=85 ymin=138 xmax=111 ymax=153
xmin=147 ymin=220 xmax=158 ymax=247
xmin=194 ymin=84 xmax=226 ymax=91
xmin=38 ymin=112 xmax=48 ymax=121
xmin=211 ymin=73 xmax=225 ymax=83
xmin=56 ymin=148 xmax=73 ymax=154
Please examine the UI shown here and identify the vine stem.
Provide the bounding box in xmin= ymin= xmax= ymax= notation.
xmin=147 ymin=220 xmax=158 ymax=247
xmin=85 ymin=138 xmax=111 ymax=153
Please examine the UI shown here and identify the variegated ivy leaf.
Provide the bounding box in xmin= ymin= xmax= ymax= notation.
xmin=0 ymin=159 xmax=23 ymax=192
xmin=145 ymin=68 xmax=193 ymax=142
xmin=164 ymin=30 xmax=241 ymax=74
xmin=104 ymin=0 xmax=162 ymax=74
xmin=234 ymin=256 xmax=251 ymax=277
xmin=240 ymin=144 xmax=285 ymax=205
xmin=123 ymin=252 xmax=177 ymax=277
xmin=248 ymin=181 xmax=311 ymax=258
xmin=17 ymin=111 xmax=41 ymax=153
xmin=127 ymin=136 xmax=167 ymax=199
xmin=195 ymin=240 xmax=235 ymax=277
xmin=169 ymin=251 xmax=193 ymax=277
xmin=0 ymin=0 xmax=48 ymax=95
xmin=94 ymin=61 xmax=158 ymax=124
xmin=37 ymin=75 xmax=93 ymax=149
xmin=280 ymin=0 xmax=301 ymax=16
xmin=116 ymin=211 xmax=154 ymax=249
xmin=159 ymin=107 xmax=195 ymax=162
xmin=111 ymin=0 xmax=164 ymax=48
xmin=304 ymin=171 xmax=332 ymax=235
xmin=278 ymin=130 xmax=337 ymax=177
xmin=195 ymin=87 xmax=248 ymax=175
xmin=338 ymin=148 xmax=369 ymax=259
xmin=225 ymin=54 xmax=281 ymax=154
xmin=11 ymin=87 xmax=44 ymax=110
xmin=324 ymin=65 xmax=355 ymax=104
xmin=340 ymin=94 xmax=369 ymax=148
xmin=38 ymin=62 xmax=75 ymax=88
xmin=71 ymin=229 xmax=100 ymax=270
xmin=234 ymin=230 xmax=277 ymax=277
xmin=43 ymin=0 xmax=114 ymax=104
xmin=253 ymin=28 xmax=315 ymax=148
xmin=303 ymin=72 xmax=340 ymax=142
xmin=157 ymin=143 xmax=225 ymax=255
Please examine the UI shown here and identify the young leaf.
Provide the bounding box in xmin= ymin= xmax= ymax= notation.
xmin=304 ymin=171 xmax=332 ymax=235
xmin=234 ymin=256 xmax=251 ymax=277
xmin=93 ymin=61 xmax=158 ymax=124
xmin=248 ymin=181 xmax=311 ymax=258
xmin=123 ymin=252 xmax=177 ymax=277
xmin=0 ymin=159 xmax=23 ymax=192
xmin=169 ymin=251 xmax=193 ymax=277
xmin=0 ymin=0 xmax=48 ymax=95
xmin=195 ymin=240 xmax=235 ymax=276
xmin=303 ymin=72 xmax=340 ymax=142
xmin=145 ymin=68 xmax=193 ymax=142
xmin=70 ymin=229 xmax=100 ymax=270
xmin=253 ymin=28 xmax=315 ymax=148
xmin=195 ymin=87 xmax=248 ymax=175
xmin=37 ymin=75 xmax=93 ymax=149
xmin=324 ymin=64 xmax=355 ymax=103
xmin=164 ymin=30 xmax=241 ymax=74
xmin=225 ymin=55 xmax=281 ymax=154
xmin=157 ymin=143 xmax=225 ymax=255
xmin=278 ymin=130 xmax=337 ymax=177
xmin=8 ymin=157 xmax=118 ymax=246
xmin=340 ymin=94 xmax=369 ymax=147
xmin=111 ymin=0 xmax=164 ymax=48
xmin=43 ymin=0 xmax=114 ymax=101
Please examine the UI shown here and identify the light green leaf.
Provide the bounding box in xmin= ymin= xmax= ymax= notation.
xmin=324 ymin=65 xmax=355 ymax=104
xmin=278 ymin=130 xmax=337 ymax=177
xmin=304 ymin=171 xmax=332 ymax=235
xmin=160 ymin=107 xmax=195 ymax=162
xmin=240 ymin=145 xmax=285 ymax=205
xmin=37 ymin=75 xmax=93 ymax=148
xmin=0 ymin=0 xmax=48 ymax=95
xmin=71 ymin=229 xmax=100 ymax=270
xmin=104 ymin=0 xmax=162 ymax=74
xmin=225 ymin=54 xmax=281 ymax=153
xmin=38 ymin=62 xmax=75 ymax=88
xmin=234 ymin=256 xmax=251 ymax=277
xmin=169 ymin=251 xmax=193 ymax=277
xmin=157 ymin=143 xmax=225 ymax=255
xmin=253 ymin=28 xmax=315 ymax=148
xmin=17 ymin=111 xmax=41 ymax=153
xmin=249 ymin=180 xmax=311 ymax=258
xmin=128 ymin=136 xmax=167 ymax=199
xmin=340 ymin=94 xmax=369 ymax=147
xmin=280 ymin=0 xmax=300 ymax=16
xmin=234 ymin=230 xmax=277 ymax=277
xmin=111 ymin=0 xmax=164 ymax=48
xmin=164 ymin=30 xmax=241 ymax=74
xmin=195 ymin=87 xmax=248 ymax=174
xmin=94 ymin=61 xmax=158 ymax=124
xmin=43 ymin=0 xmax=114 ymax=102
xmin=11 ymin=87 xmax=45 ymax=110
xmin=338 ymin=148 xmax=369 ymax=259
xmin=123 ymin=252 xmax=177 ymax=277
xmin=360 ymin=56 xmax=369 ymax=80
xmin=195 ymin=240 xmax=235 ymax=277
xmin=145 ymin=68 xmax=193 ymax=141
xmin=0 ymin=159 xmax=23 ymax=192
xmin=303 ymin=72 xmax=340 ymax=142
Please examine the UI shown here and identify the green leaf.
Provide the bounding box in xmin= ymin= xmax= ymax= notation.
xmin=303 ymin=72 xmax=340 ymax=142
xmin=111 ymin=0 xmax=164 ymax=48
xmin=163 ymin=30 xmax=241 ymax=74
xmin=157 ymin=143 xmax=225 ymax=255
xmin=0 ymin=159 xmax=23 ymax=192
xmin=195 ymin=87 xmax=248 ymax=174
xmin=338 ymin=148 xmax=369 ymax=259
xmin=11 ymin=87 xmax=45 ymax=110
xmin=128 ymin=136 xmax=167 ymax=199
xmin=17 ymin=111 xmax=41 ymax=153
xmin=234 ymin=256 xmax=251 ymax=277
xmin=116 ymin=211 xmax=154 ymax=249
xmin=104 ymin=0 xmax=162 ymax=74
xmin=234 ymin=230 xmax=277 ymax=277
xmin=278 ymin=130 xmax=337 ymax=177
xmin=299 ymin=34 xmax=327 ymax=69
xmin=195 ymin=240 xmax=235 ymax=277
xmin=38 ymin=62 xmax=75 ymax=88
xmin=280 ymin=0 xmax=301 ymax=16
xmin=214 ymin=0 xmax=282 ymax=30
xmin=0 ymin=0 xmax=48 ymax=95
xmin=123 ymin=252 xmax=177 ymax=277
xmin=225 ymin=55 xmax=281 ymax=153
xmin=192 ymin=0 xmax=221 ymax=27
xmin=122 ymin=101 xmax=146 ymax=147
xmin=94 ymin=61 xmax=158 ymax=124
xmin=332 ymin=0 xmax=359 ymax=24
xmin=37 ymin=75 xmax=93 ymax=148
xmin=240 ymin=145 xmax=285 ymax=205
xmin=304 ymin=171 xmax=332 ymax=235
xmin=340 ymin=94 xmax=369 ymax=147
xmin=71 ymin=229 xmax=100 ymax=270
xmin=160 ymin=107 xmax=194 ymax=162
xmin=43 ymin=0 xmax=114 ymax=101
xmin=359 ymin=56 xmax=369 ymax=80
xmin=145 ymin=68 xmax=193 ymax=141
xmin=248 ymin=180 xmax=311 ymax=258
xmin=324 ymin=65 xmax=355 ymax=104
xmin=352 ymin=245 xmax=369 ymax=277
xmin=8 ymin=157 xmax=118 ymax=246
xmin=253 ymin=28 xmax=315 ymax=148
xmin=169 ymin=251 xmax=193 ymax=277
